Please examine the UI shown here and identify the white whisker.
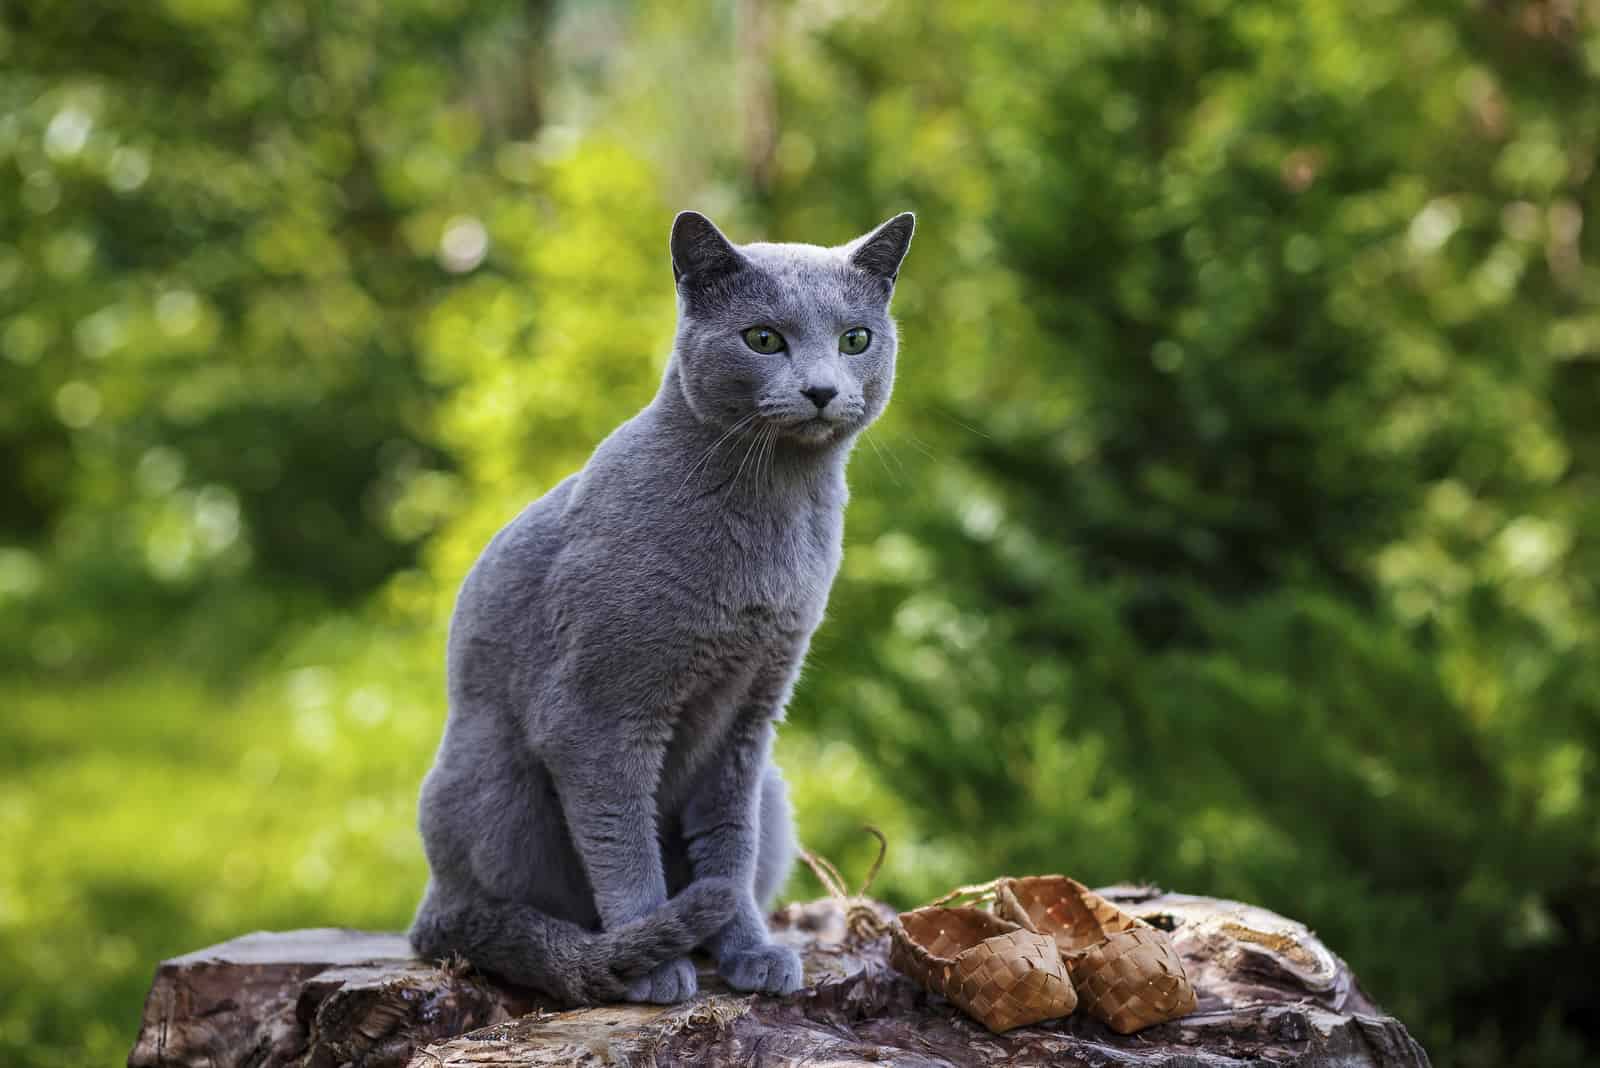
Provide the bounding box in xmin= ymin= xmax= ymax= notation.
xmin=864 ymin=430 xmax=902 ymax=486
xmin=728 ymin=420 xmax=768 ymax=498
xmin=675 ymin=411 xmax=760 ymax=499
xmin=903 ymin=432 xmax=939 ymax=462
xmin=935 ymin=406 xmax=991 ymax=439
xmin=760 ymin=422 xmax=781 ymax=488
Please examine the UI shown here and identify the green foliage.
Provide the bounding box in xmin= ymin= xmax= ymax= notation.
xmin=764 ymin=5 xmax=1600 ymax=1064
xmin=3 ymin=2 xmax=1599 ymax=1067
xmin=0 ymin=635 xmax=907 ymax=1067
xmin=0 ymin=640 xmax=438 ymax=1068
xmin=0 ymin=0 xmax=552 ymax=667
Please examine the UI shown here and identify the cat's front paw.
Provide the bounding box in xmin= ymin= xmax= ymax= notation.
xmin=623 ymin=957 xmax=699 ymax=1004
xmin=718 ymin=944 xmax=804 ymax=996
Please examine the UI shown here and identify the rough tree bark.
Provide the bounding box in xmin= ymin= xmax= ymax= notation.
xmin=128 ymin=886 xmax=1430 ymax=1067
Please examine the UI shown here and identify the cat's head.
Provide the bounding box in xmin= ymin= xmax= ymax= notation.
xmin=668 ymin=211 xmax=914 ymax=448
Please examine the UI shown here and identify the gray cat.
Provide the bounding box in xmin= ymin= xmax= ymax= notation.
xmin=409 ymin=210 xmax=914 ymax=1005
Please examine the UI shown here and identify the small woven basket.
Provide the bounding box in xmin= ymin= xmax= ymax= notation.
xmin=995 ymin=875 xmax=1197 ymax=1034
xmin=890 ymin=905 xmax=1078 ymax=1032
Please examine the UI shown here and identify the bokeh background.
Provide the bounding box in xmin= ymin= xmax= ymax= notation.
xmin=3 ymin=1 xmax=1599 ymax=1064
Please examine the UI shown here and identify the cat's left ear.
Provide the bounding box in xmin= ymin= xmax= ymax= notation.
xmin=845 ymin=212 xmax=916 ymax=284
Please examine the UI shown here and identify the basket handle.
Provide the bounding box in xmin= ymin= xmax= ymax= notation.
xmin=923 ymin=877 xmax=1002 ymax=909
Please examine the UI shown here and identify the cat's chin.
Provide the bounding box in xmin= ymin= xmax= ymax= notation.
xmin=785 ymin=419 xmax=848 ymax=447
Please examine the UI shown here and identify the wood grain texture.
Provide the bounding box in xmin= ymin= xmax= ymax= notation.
xmin=126 ymin=889 xmax=1430 ymax=1068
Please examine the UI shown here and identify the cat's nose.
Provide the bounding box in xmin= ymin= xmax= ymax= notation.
xmin=801 ymin=385 xmax=837 ymax=410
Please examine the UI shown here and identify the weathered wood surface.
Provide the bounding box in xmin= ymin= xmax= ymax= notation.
xmin=128 ymin=887 xmax=1430 ymax=1068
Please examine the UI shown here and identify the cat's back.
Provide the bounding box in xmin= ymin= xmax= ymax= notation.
xmin=446 ymin=473 xmax=577 ymax=705
xmin=462 ymin=473 xmax=576 ymax=600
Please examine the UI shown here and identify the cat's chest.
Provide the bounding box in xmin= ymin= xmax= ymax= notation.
xmin=654 ymin=508 xmax=840 ymax=795
xmin=702 ymin=500 xmax=843 ymax=618
xmin=656 ymin=612 xmax=799 ymax=806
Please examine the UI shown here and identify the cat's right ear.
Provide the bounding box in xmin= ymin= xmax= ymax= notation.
xmin=665 ymin=211 xmax=745 ymax=286
xmin=670 ymin=211 xmax=747 ymax=285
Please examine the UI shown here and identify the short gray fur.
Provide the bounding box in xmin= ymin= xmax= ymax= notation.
xmin=410 ymin=210 xmax=915 ymax=1004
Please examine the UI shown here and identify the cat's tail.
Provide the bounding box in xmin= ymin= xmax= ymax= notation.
xmin=410 ymin=877 xmax=736 ymax=1004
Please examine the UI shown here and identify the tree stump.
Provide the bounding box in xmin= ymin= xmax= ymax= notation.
xmin=128 ymin=886 xmax=1430 ymax=1067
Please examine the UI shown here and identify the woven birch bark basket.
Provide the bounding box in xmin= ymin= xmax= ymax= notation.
xmin=888 ymin=904 xmax=1077 ymax=1032
xmin=996 ymin=874 xmax=1199 ymax=1033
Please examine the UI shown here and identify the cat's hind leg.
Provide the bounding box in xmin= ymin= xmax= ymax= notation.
xmin=409 ymin=876 xmax=735 ymax=1005
xmin=754 ymin=764 xmax=797 ymax=909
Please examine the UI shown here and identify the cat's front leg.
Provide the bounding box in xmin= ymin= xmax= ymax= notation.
xmin=546 ymin=715 xmax=702 ymax=1003
xmin=681 ymin=712 xmax=804 ymax=996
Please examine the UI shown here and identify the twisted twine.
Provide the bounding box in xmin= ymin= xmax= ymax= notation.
xmin=798 ymin=825 xmax=889 ymax=943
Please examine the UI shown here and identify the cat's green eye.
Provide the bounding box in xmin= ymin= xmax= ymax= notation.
xmin=742 ymin=326 xmax=787 ymax=355
xmin=840 ymin=327 xmax=872 ymax=355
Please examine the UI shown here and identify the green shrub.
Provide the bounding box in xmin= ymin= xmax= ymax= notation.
xmin=2 ymin=2 xmax=1597 ymax=1065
